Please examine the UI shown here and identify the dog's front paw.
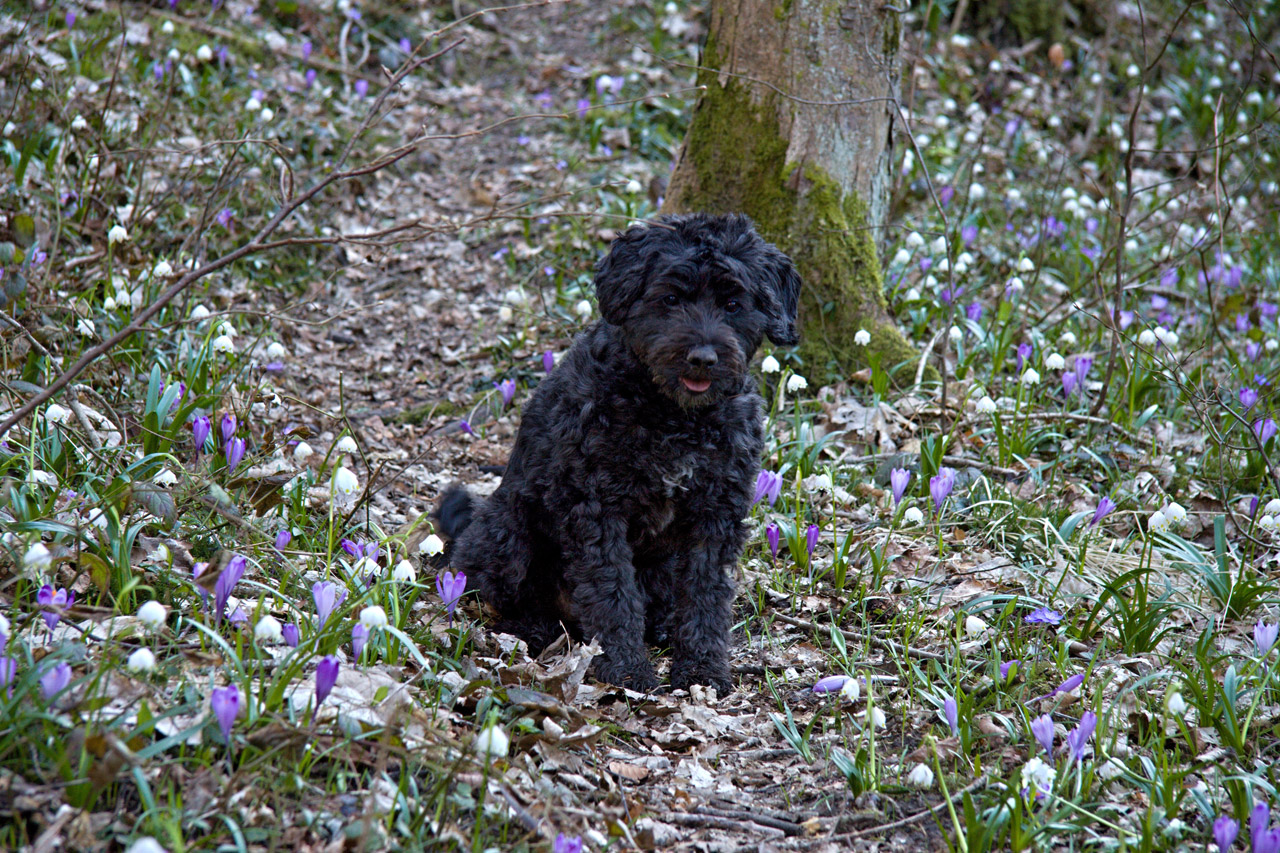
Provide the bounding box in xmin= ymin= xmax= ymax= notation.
xmin=670 ymin=660 xmax=733 ymax=694
xmin=593 ymin=656 xmax=659 ymax=692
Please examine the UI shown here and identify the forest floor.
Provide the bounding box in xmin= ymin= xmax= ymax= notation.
xmin=1 ymin=1 xmax=1278 ymax=852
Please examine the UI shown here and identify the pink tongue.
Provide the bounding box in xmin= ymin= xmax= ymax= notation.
xmin=682 ymin=378 xmax=711 ymax=393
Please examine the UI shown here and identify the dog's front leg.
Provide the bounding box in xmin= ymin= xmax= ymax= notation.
xmin=564 ymin=512 xmax=659 ymax=691
xmin=669 ymin=521 xmax=739 ymax=693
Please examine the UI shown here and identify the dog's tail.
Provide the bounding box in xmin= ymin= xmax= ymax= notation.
xmin=434 ymin=483 xmax=476 ymax=541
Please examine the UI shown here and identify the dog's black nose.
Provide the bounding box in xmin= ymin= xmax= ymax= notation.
xmin=686 ymin=346 xmax=718 ymax=368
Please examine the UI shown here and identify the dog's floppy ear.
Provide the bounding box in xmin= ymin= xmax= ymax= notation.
xmin=759 ymin=246 xmax=802 ymax=346
xmin=594 ymin=224 xmax=653 ymax=326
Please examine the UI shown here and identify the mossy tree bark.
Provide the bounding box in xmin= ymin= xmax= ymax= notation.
xmin=663 ymin=0 xmax=918 ymax=382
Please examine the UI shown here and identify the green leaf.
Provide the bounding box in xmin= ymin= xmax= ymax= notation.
xmin=12 ymin=213 xmax=35 ymax=247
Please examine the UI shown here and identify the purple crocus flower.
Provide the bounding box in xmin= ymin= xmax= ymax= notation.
xmin=1253 ymin=804 xmax=1275 ymax=853
xmin=221 ymin=413 xmax=236 ymax=443
xmin=766 ymin=522 xmax=780 ymax=558
xmin=1214 ymin=815 xmax=1238 ymax=851
xmin=210 ymin=685 xmax=239 ymax=744
xmin=399 ymin=37 xmax=412 ymax=54
xmin=354 ymin=79 xmax=369 ymax=98
xmin=805 ymin=524 xmax=820 ymax=558
xmin=305 ymin=68 xmax=317 ymax=88
xmin=0 ymin=656 xmax=15 ymax=699
xmin=940 ymin=285 xmax=961 ymax=305
xmin=1030 ymin=714 xmax=1054 ymax=756
xmin=1025 ymin=607 xmax=1062 ymax=625
xmin=37 ymin=585 xmax=74 ymax=632
xmin=929 ymin=468 xmax=956 ymax=511
xmin=1247 ymin=341 xmax=1263 ymax=361
xmin=1062 ymin=373 xmax=1078 ymax=397
xmin=1255 ymin=418 xmax=1278 ymax=444
xmin=495 ymin=379 xmax=516 ymax=406
xmin=943 ymin=695 xmax=959 ymax=735
xmin=890 ymin=468 xmax=910 ymax=505
xmin=224 ymin=437 xmax=246 ymax=472
xmin=813 ymin=675 xmax=854 ymax=694
xmin=1065 ymin=710 xmax=1097 ymax=762
xmin=1256 ymin=620 xmax=1278 ymax=655
xmin=312 ymin=581 xmax=346 ymax=628
xmin=215 ymin=208 xmax=234 ymax=228
xmin=1000 ymin=659 xmax=1021 ymax=680
xmin=275 ymin=529 xmax=291 ymax=550
xmin=554 ymin=834 xmax=584 ymax=853
xmin=1042 ymin=673 xmax=1086 ymax=700
xmin=961 ymin=224 xmax=978 ymax=246
xmin=1016 ymin=342 xmax=1033 ymax=371
xmin=1091 ymin=497 xmax=1116 ymax=526
xmin=754 ymin=470 xmax=783 ymax=506
xmin=1073 ymin=356 xmax=1093 ymax=388
xmin=192 ymin=416 xmax=211 ymax=452
xmin=938 ymin=185 xmax=954 ymax=206
xmin=214 ymin=555 xmax=246 ymax=623
xmin=340 ymin=538 xmax=361 ymax=559
xmin=543 ymin=351 xmax=555 ymax=374
xmin=66 ymin=10 xmax=76 ymax=27
xmin=315 ymin=655 xmax=339 ymax=715
xmin=282 ymin=623 xmax=299 ymax=647
xmin=436 ymin=570 xmax=467 ymax=624
xmin=966 ymin=302 xmax=983 ymax=323
xmin=1241 ymin=387 xmax=1259 ymax=409
xmin=301 ymin=40 xmax=313 ymax=59
xmin=40 ymin=661 xmax=72 ymax=701
xmin=352 ymin=623 xmax=369 ymax=659
xmin=459 ymin=420 xmax=473 ymax=435
xmin=575 ymin=97 xmax=591 ymax=118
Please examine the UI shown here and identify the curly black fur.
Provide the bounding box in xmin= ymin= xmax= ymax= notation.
xmin=437 ymin=213 xmax=801 ymax=692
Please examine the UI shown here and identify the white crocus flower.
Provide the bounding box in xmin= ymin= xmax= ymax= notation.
xmin=892 ymin=249 xmax=911 ymax=266
xmin=245 ymin=97 xmax=262 ymax=113
xmin=71 ymin=115 xmax=88 ymax=132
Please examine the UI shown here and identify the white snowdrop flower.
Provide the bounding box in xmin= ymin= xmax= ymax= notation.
xmin=153 ymin=260 xmax=173 ymax=278
xmin=1058 ymin=330 xmax=1077 ymax=348
xmin=137 ymin=600 xmax=167 ymax=631
xmin=1017 ymin=257 xmax=1035 ymax=272
xmin=1047 ymin=115 xmax=1062 ymax=128
xmin=1166 ymin=692 xmax=1188 ymax=717
xmin=1137 ymin=329 xmax=1157 ymax=347
xmin=1267 ymin=339 xmax=1279 ymax=352
xmin=932 ymin=114 xmax=949 ymax=130
xmin=166 ymin=48 xmax=180 ymax=63
xmin=840 ymin=677 xmax=861 ymax=702
xmin=625 ymin=178 xmax=642 ymax=194
xmin=75 ymin=318 xmax=95 ymax=337
xmin=1153 ymin=326 xmax=1173 ymax=346
xmin=575 ymin=299 xmax=593 ymax=319
xmin=359 ymin=605 xmax=388 ymax=630
xmin=107 ymin=224 xmax=129 ymax=244
xmin=161 ymin=20 xmax=175 ymax=34
xmin=419 ymin=533 xmax=445 ymax=557
xmin=1247 ymin=91 xmax=1264 ymax=106
xmin=989 ymin=60 xmax=1002 ymax=72
xmin=196 ymin=44 xmax=214 ymax=62
xmin=190 ymin=304 xmax=211 ymax=321
xmin=1021 ymin=757 xmax=1056 ymax=797
xmin=474 ymin=724 xmax=510 ymax=759
xmin=265 ymin=341 xmax=287 ymax=360
xmin=0 ymin=613 xmax=8 ymax=637
xmin=901 ymin=148 xmax=915 ymax=172
xmin=854 ymin=329 xmax=871 ymax=346
xmin=84 ymin=507 xmax=110 ymax=530
xmin=46 ymin=404 xmax=72 ymax=425
xmin=863 ymin=707 xmax=887 ymax=729
xmin=71 ymin=115 xmax=88 ymax=133
xmin=497 ymin=305 xmax=514 ymax=324
xmin=965 ymin=615 xmax=989 ymax=636
xmin=24 ymin=542 xmax=53 ymax=571
xmin=906 ymin=763 xmax=935 ymax=788
xmin=255 ymin=615 xmax=284 ymax=644
xmin=963 ymin=129 xmax=979 ymax=145
xmin=1125 ymin=63 xmax=1140 ymax=78
xmin=216 ymin=321 xmax=237 ymax=338
xmin=259 ymin=107 xmax=274 ymax=122
xmin=332 ymin=466 xmax=359 ymax=498
xmin=392 ymin=560 xmax=417 ymax=583
xmin=905 ymin=287 xmax=921 ymax=301
xmin=957 ymin=251 xmax=974 ymax=267
xmin=26 ymin=469 xmax=57 ymax=487
xmin=1006 ymin=276 xmax=1024 ymax=294
xmin=1163 ymin=502 xmax=1187 ymax=526
xmin=245 ymin=96 xmax=262 ymax=113
xmin=931 ymin=236 xmax=948 ymax=254
xmin=923 ymin=275 xmax=938 ymax=288
xmin=969 ymin=183 xmax=986 ymax=200
xmin=1089 ymin=72 xmax=1102 ymax=85
xmin=353 ymin=555 xmax=379 ymax=578
xmin=152 ymin=468 xmax=178 ymax=487
xmin=1021 ymin=368 xmax=1041 ymax=385
xmin=936 ymin=258 xmax=950 ymax=273
xmin=1148 ymin=509 xmax=1170 ymax=534
xmin=31 ymin=78 xmax=44 ymax=91
xmin=804 ymin=473 xmax=832 ymax=494
xmin=127 ymin=648 xmax=157 ymax=673
xmin=975 ymin=395 xmax=997 ymax=415
xmin=785 ymin=374 xmax=808 ymax=393
xmin=212 ymin=335 xmax=235 ymax=354
xmin=904 ymin=507 xmax=925 ymax=524
xmin=906 ymin=231 xmax=925 ymax=248
xmin=1045 ymin=353 xmax=1066 ymax=371
xmin=2 ymin=121 xmax=15 ymax=136
xmin=1124 ymin=238 xmax=1138 ymax=253
xmin=334 ymin=435 xmax=358 ymax=454
xmin=760 ymin=355 xmax=781 ymax=374
xmin=292 ymin=441 xmax=314 ymax=463
xmin=1265 ymin=499 xmax=1280 ymax=517
xmin=893 ymin=248 xmax=911 ymax=266
xmin=103 ymin=296 xmax=117 ymax=311
xmin=948 ymin=326 xmax=963 ymax=342
xmin=1260 ymin=515 xmax=1278 ymax=533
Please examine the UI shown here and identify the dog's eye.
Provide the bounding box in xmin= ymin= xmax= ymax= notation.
xmin=724 ymin=299 xmax=742 ymax=314
xmin=662 ymin=294 xmax=680 ymax=307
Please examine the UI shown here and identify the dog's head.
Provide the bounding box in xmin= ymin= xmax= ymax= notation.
xmin=594 ymin=213 xmax=801 ymax=407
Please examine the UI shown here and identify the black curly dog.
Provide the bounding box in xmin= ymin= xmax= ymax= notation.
xmin=437 ymin=213 xmax=800 ymax=692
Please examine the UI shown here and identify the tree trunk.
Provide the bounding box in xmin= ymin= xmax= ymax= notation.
xmin=663 ymin=0 xmax=917 ymax=382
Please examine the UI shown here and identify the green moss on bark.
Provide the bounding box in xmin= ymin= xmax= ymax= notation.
xmin=668 ymin=56 xmax=920 ymax=383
